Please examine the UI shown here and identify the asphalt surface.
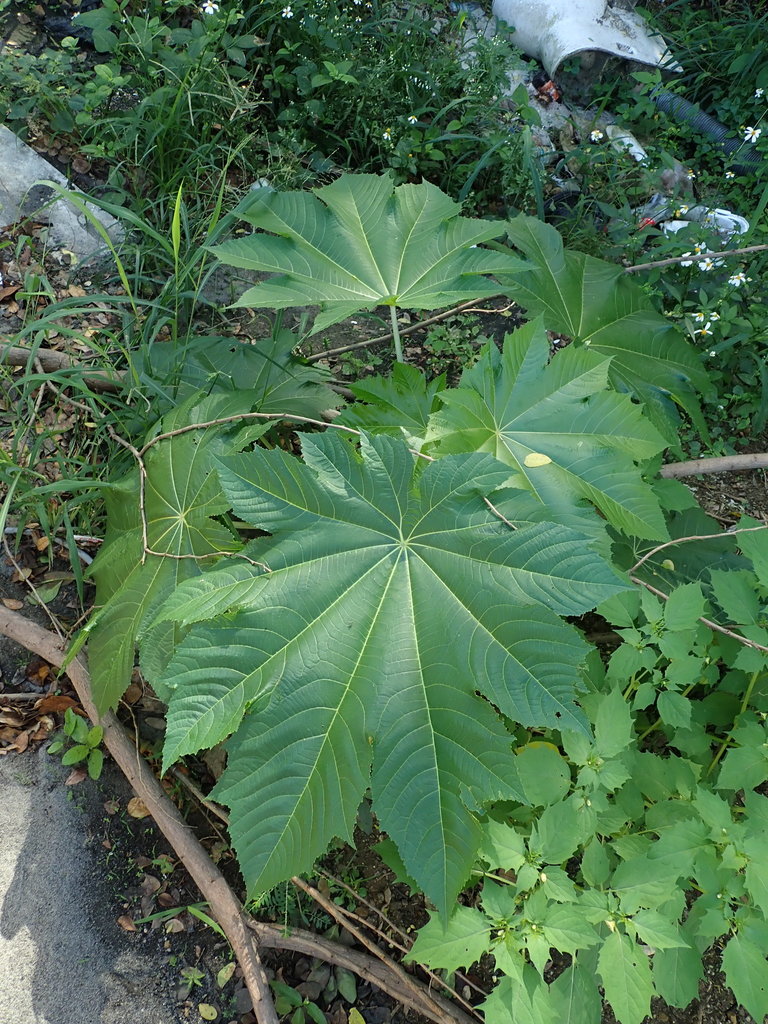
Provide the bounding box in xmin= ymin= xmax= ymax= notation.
xmin=0 ymin=745 xmax=181 ymax=1024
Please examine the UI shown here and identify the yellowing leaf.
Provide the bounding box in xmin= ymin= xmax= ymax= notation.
xmin=349 ymin=1009 xmax=366 ymax=1024
xmin=523 ymin=452 xmax=552 ymax=468
xmin=216 ymin=962 xmax=236 ymax=988
xmin=198 ymin=1004 xmax=218 ymax=1020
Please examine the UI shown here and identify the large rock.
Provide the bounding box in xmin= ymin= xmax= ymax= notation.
xmin=0 ymin=124 xmax=122 ymax=261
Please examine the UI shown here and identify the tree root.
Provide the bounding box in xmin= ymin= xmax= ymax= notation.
xmin=0 ymin=608 xmax=476 ymax=1024
xmin=660 ymin=452 xmax=768 ymax=478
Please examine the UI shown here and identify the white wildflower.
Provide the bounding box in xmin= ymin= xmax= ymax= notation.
xmin=382 ymin=128 xmax=392 ymax=141
xmin=200 ymin=0 xmax=219 ymax=12
xmin=725 ymin=170 xmax=736 ymax=179
xmin=728 ymin=271 xmax=749 ymax=287
xmin=589 ymin=129 xmax=604 ymax=142
xmin=698 ymin=257 xmax=716 ymax=271
xmin=695 ymin=322 xmax=714 ymax=337
xmin=744 ymin=126 xmax=762 ymax=143
xmin=281 ymin=4 xmax=293 ymax=15
xmin=755 ymin=88 xmax=765 ymax=98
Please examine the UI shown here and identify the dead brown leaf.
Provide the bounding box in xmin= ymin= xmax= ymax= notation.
xmin=0 ymin=709 xmax=25 ymax=727
xmin=103 ymin=798 xmax=120 ymax=815
xmin=164 ymin=918 xmax=186 ymax=934
xmin=1 ymin=599 xmax=24 ymax=610
xmin=64 ymin=767 xmax=87 ymax=785
xmin=140 ymin=873 xmax=162 ymax=896
xmin=117 ymin=915 xmax=137 ymax=932
xmin=127 ymin=797 xmax=151 ymax=819
xmin=37 ymin=694 xmax=79 ymax=714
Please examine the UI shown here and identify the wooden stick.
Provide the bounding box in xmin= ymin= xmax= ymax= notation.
xmin=660 ymin=452 xmax=768 ymax=478
xmin=0 ymin=342 xmax=120 ymax=392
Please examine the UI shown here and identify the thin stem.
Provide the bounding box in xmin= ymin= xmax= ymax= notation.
xmin=390 ymin=305 xmax=404 ymax=363
xmin=705 ymin=670 xmax=762 ymax=777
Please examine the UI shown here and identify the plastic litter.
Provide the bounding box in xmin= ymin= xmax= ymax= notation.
xmin=605 ymin=124 xmax=648 ymax=163
xmin=633 ymin=193 xmax=749 ymax=245
xmin=491 ymin=0 xmax=679 ymax=80
xmin=663 ymin=206 xmax=750 ymax=244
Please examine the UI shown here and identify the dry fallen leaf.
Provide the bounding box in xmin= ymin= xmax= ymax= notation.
xmin=164 ymin=917 xmax=186 ymax=934
xmin=117 ymin=915 xmax=137 ymax=932
xmin=64 ymin=767 xmax=87 ymax=786
xmin=198 ymin=1004 xmax=218 ymax=1021
xmin=37 ymin=695 xmax=78 ymax=714
xmin=140 ymin=874 xmax=162 ymax=895
xmin=1 ymin=598 xmax=24 ymax=610
xmin=127 ymin=797 xmax=151 ymax=819
xmin=103 ymin=798 xmax=120 ymax=815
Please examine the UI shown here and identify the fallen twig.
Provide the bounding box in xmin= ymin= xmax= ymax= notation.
xmin=0 ymin=608 xmax=477 ymax=1024
xmin=0 ymin=341 xmax=120 ymax=392
xmin=304 ymin=297 xmax=506 ymax=363
xmin=660 ymin=452 xmax=768 ymax=478
xmin=624 ymin=242 xmax=768 ymax=274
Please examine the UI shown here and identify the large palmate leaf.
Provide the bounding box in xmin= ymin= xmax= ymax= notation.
xmin=156 ymin=432 xmax=628 ymax=912
xmin=496 ymin=216 xmax=711 ymax=437
xmin=210 ymin=173 xmax=523 ymax=333
xmin=335 ymin=362 xmax=446 ymax=439
xmin=86 ymin=391 xmax=267 ymax=712
xmin=138 ymin=329 xmax=338 ymax=418
xmin=425 ymin=319 xmax=669 ymax=540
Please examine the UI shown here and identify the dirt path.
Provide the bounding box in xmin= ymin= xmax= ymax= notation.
xmin=0 ymin=744 xmax=184 ymax=1024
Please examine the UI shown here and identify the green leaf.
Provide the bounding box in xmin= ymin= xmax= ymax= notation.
xmin=651 ymin=940 xmax=702 ymax=1008
xmin=612 ymin=857 xmax=680 ymax=914
xmin=406 ymin=907 xmax=490 ymax=972
xmin=479 ymin=819 xmax=527 ymax=872
xmin=657 ymin=690 xmax=692 ymax=730
xmin=721 ymin=934 xmax=768 ymax=1024
xmin=161 ymin=433 xmax=625 ymax=913
xmin=598 ymin=931 xmax=654 ymax=1024
xmin=87 ymin=748 xmax=104 ymax=780
xmin=499 ymin=216 xmax=710 ymax=436
xmin=663 ymin=582 xmax=706 ymax=631
xmin=480 ymin=973 xmax=557 ymax=1024
xmin=717 ymin=738 xmax=768 ymax=792
xmin=581 ymin=839 xmax=611 ymax=887
xmin=337 ymin=364 xmax=445 ymax=439
xmin=709 ymin=569 xmax=762 ymax=625
xmin=515 ymin=744 xmax=571 ymax=806
xmin=593 ymin=687 xmax=634 ymax=758
xmin=541 ymin=905 xmax=600 ymax=953
xmin=87 ymin=391 xmax=260 ymax=711
xmin=530 ymin=798 xmax=582 ymax=865
xmin=335 ymin=968 xmax=357 ymax=1004
xmin=425 ymin=320 xmax=668 ymax=539
xmin=735 ymin=517 xmax=768 ymax=589
xmin=61 ymin=744 xmax=89 ymax=765
xmin=549 ymin=960 xmax=604 ymax=1024
xmin=631 ymin=910 xmax=689 ymax=950
xmin=373 ymin=838 xmax=422 ymax=891
xmin=211 ymin=174 xmax=520 ymax=334
xmin=86 ymin=725 xmax=104 ymax=748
